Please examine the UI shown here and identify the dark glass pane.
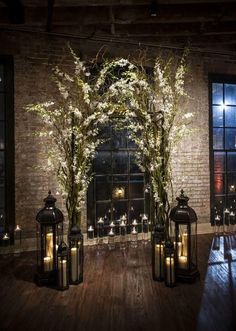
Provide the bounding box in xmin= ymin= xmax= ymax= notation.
xmin=213 ymin=106 xmax=223 ymax=127
xmin=111 ymin=128 xmax=127 ymax=149
xmin=227 ymin=173 xmax=236 ymax=194
xmin=97 ymin=126 xmax=111 ymax=150
xmin=129 ymin=200 xmax=144 ymax=222
xmin=95 ymin=176 xmax=111 ymax=201
xmin=0 ymin=151 xmax=4 ymax=177
xmin=130 ymin=175 xmax=144 ymax=199
xmin=214 ymin=195 xmax=225 ymax=213
xmin=0 ymin=182 xmax=5 ymax=208
xmin=227 ymin=196 xmax=236 ymax=210
xmin=212 ymin=83 xmax=223 ymax=105
xmin=113 ymin=201 xmax=128 ymax=219
xmin=0 ymin=209 xmax=5 ymax=234
xmin=225 ymin=84 xmax=236 ymax=105
xmin=227 ymin=152 xmax=236 ymax=172
xmin=94 ymin=152 xmax=111 ymax=174
xmin=214 ymin=173 xmax=224 ymax=194
xmin=112 ymin=175 xmax=128 ymax=200
xmin=214 ymin=152 xmax=225 ymax=173
xmin=0 ymin=94 xmax=4 ymax=121
xmin=0 ymin=122 xmax=4 ymax=149
xmin=130 ymin=153 xmax=141 ymax=173
xmin=225 ymin=106 xmax=236 ymax=127
xmin=225 ymin=128 xmax=236 ymax=150
xmin=113 ymin=151 xmax=128 ymax=174
xmin=0 ymin=66 xmax=3 ymax=92
xmin=96 ymin=202 xmax=111 ymax=221
xmin=213 ymin=128 xmax=223 ymax=149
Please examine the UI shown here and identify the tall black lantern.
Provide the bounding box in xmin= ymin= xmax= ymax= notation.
xmin=152 ymin=222 xmax=165 ymax=281
xmin=170 ymin=190 xmax=200 ymax=282
xmin=57 ymin=241 xmax=69 ymax=291
xmin=68 ymin=224 xmax=84 ymax=285
xmin=35 ymin=191 xmax=64 ymax=286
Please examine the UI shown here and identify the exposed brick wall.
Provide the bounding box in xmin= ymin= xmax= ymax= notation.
xmin=1 ymin=30 xmax=236 ymax=237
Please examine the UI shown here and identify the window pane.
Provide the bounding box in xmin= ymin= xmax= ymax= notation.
xmin=129 ymin=200 xmax=144 ymax=221
xmin=113 ymin=151 xmax=128 ymax=174
xmin=0 ymin=65 xmax=3 ymax=92
xmin=214 ymin=173 xmax=224 ymax=194
xmin=0 ymin=209 xmax=5 ymax=234
xmin=214 ymin=195 xmax=225 ymax=212
xmin=227 ymin=152 xmax=236 ymax=172
xmin=225 ymin=84 xmax=236 ymax=105
xmin=113 ymin=201 xmax=128 ymax=219
xmin=95 ymin=176 xmax=111 ymax=201
xmin=212 ymin=83 xmax=223 ymax=104
xmin=225 ymin=128 xmax=236 ymax=149
xmin=96 ymin=202 xmax=111 ymax=221
xmin=94 ymin=152 xmax=111 ymax=174
xmin=0 ymin=94 xmax=4 ymax=121
xmin=0 ymin=181 xmax=5 ymax=208
xmin=225 ymin=106 xmax=236 ymax=127
xmin=130 ymin=153 xmax=141 ymax=173
xmin=213 ymin=106 xmax=223 ymax=127
xmin=111 ymin=128 xmax=127 ymax=149
xmin=0 ymin=151 xmax=4 ymax=177
xmin=0 ymin=122 xmax=5 ymax=149
xmin=213 ymin=128 xmax=223 ymax=149
xmin=214 ymin=152 xmax=225 ymax=173
xmin=227 ymin=173 xmax=236 ymax=194
xmin=97 ymin=126 xmax=111 ymax=150
xmin=130 ymin=175 xmax=144 ymax=199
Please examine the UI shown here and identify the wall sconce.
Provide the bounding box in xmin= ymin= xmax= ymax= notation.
xmin=112 ymin=187 xmax=125 ymax=199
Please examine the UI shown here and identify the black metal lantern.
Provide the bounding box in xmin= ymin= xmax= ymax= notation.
xmin=35 ymin=191 xmax=64 ymax=286
xmin=68 ymin=224 xmax=84 ymax=285
xmin=164 ymin=240 xmax=175 ymax=288
xmin=170 ymin=190 xmax=200 ymax=283
xmin=152 ymin=222 xmax=165 ymax=281
xmin=57 ymin=241 xmax=69 ymax=291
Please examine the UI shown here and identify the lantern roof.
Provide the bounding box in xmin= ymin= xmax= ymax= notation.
xmin=36 ymin=190 xmax=64 ymax=224
xmin=170 ymin=190 xmax=197 ymax=223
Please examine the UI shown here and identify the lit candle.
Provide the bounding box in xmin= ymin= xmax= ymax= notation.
xmin=71 ymin=247 xmax=79 ymax=282
xmin=58 ymin=260 xmax=67 ymax=288
xmin=108 ymin=228 xmax=115 ymax=250
xmin=176 ymin=241 xmax=182 ymax=257
xmin=44 ymin=256 xmax=52 ymax=272
xmin=224 ymin=208 xmax=230 ymax=226
xmin=88 ymin=225 xmax=94 ymax=240
xmin=132 ymin=219 xmax=138 ymax=226
xmin=182 ymin=232 xmax=188 ymax=256
xmin=46 ymin=232 xmax=53 ymax=257
xmin=155 ymin=244 xmax=164 ymax=279
xmin=97 ymin=217 xmax=104 ymax=224
xmin=178 ymin=255 xmax=188 ymax=269
xmin=109 ymin=221 xmax=115 ymax=228
xmin=121 ymin=215 xmax=127 ymax=222
xmin=230 ymin=211 xmax=235 ymax=225
xmin=165 ymin=257 xmax=175 ymax=284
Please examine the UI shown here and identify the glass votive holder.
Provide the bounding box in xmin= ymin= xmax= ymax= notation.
xmin=97 ymin=217 xmax=104 ymax=249
xmin=108 ymin=228 xmax=115 ymax=250
xmin=2 ymin=232 xmax=10 ymax=247
xmin=87 ymin=225 xmax=94 ymax=246
xmin=130 ymin=226 xmax=138 ymax=248
xmin=120 ymin=220 xmax=127 ymax=250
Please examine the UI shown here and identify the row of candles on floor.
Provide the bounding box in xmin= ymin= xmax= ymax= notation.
xmin=214 ymin=207 xmax=236 ymax=234
xmin=87 ymin=214 xmax=150 ymax=249
xmin=1 ymin=224 xmax=22 ymax=250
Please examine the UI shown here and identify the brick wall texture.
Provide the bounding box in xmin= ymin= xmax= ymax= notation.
xmin=1 ymin=30 xmax=236 ymax=238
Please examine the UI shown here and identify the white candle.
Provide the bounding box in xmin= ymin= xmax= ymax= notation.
xmin=132 ymin=219 xmax=138 ymax=226
xmin=58 ymin=260 xmax=67 ymax=288
xmin=177 ymin=241 xmax=182 ymax=257
xmin=46 ymin=232 xmax=53 ymax=257
xmin=165 ymin=257 xmax=175 ymax=284
xmin=44 ymin=256 xmax=52 ymax=272
xmin=178 ymin=255 xmax=188 ymax=269
xmin=155 ymin=244 xmax=164 ymax=279
xmin=110 ymin=221 xmax=115 ymax=228
xmin=71 ymin=247 xmax=79 ymax=282
xmin=182 ymin=232 xmax=188 ymax=256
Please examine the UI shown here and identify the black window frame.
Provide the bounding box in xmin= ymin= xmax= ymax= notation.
xmin=209 ymin=73 xmax=236 ymax=223
xmin=0 ymin=55 xmax=15 ymax=243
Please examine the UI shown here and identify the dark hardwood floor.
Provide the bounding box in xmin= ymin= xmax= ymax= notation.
xmin=0 ymin=234 xmax=236 ymax=331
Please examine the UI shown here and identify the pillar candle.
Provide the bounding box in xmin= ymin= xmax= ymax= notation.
xmin=44 ymin=256 xmax=52 ymax=272
xmin=155 ymin=244 xmax=164 ymax=279
xmin=178 ymin=255 xmax=188 ymax=269
xmin=182 ymin=232 xmax=188 ymax=256
xmin=46 ymin=232 xmax=53 ymax=257
xmin=58 ymin=260 xmax=67 ymax=288
xmin=165 ymin=257 xmax=175 ymax=284
xmin=176 ymin=242 xmax=182 ymax=257
xmin=71 ymin=247 xmax=79 ymax=282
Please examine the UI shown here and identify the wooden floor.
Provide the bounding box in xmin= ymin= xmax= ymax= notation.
xmin=0 ymin=234 xmax=236 ymax=331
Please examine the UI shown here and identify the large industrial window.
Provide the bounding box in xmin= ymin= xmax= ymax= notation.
xmin=87 ymin=123 xmax=147 ymax=233
xmin=0 ymin=57 xmax=14 ymax=241
xmin=210 ymin=76 xmax=236 ymax=221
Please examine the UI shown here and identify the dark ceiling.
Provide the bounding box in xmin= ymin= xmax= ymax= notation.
xmin=0 ymin=0 xmax=236 ymax=54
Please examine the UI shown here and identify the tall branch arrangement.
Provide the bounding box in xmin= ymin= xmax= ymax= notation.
xmin=98 ymin=54 xmax=193 ymax=232
xmin=26 ymin=48 xmax=114 ymax=227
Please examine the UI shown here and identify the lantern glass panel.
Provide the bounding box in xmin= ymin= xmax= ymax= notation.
xmin=190 ymin=222 xmax=197 ymax=269
xmin=57 ymin=255 xmax=68 ymax=290
xmin=70 ymin=239 xmax=82 ymax=283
